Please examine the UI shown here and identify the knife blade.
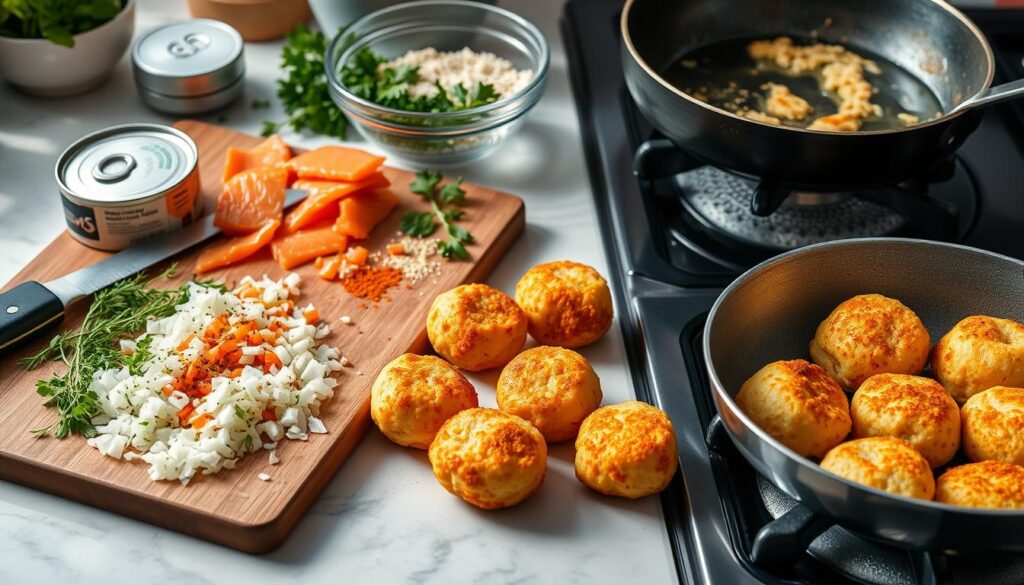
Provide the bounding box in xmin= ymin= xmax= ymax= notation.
xmin=0 ymin=188 xmax=308 ymax=353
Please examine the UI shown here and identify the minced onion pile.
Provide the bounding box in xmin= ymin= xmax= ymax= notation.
xmin=86 ymin=274 xmax=342 ymax=486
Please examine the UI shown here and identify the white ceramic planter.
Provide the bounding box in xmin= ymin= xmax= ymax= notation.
xmin=0 ymin=0 xmax=136 ymax=97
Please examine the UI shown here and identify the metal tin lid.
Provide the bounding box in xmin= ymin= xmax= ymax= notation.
xmin=131 ymin=19 xmax=244 ymax=97
xmin=57 ymin=124 xmax=198 ymax=204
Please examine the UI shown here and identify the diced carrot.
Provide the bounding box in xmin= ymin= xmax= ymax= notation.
xmin=334 ymin=188 xmax=400 ymax=239
xmin=190 ymin=412 xmax=213 ymax=429
xmin=303 ymin=307 xmax=320 ymax=324
xmin=262 ymin=408 xmax=278 ymax=421
xmin=204 ymin=316 xmax=227 ymax=340
xmin=197 ymin=381 xmax=213 ymax=396
xmin=238 ymin=285 xmax=262 ymax=299
xmin=232 ymin=322 xmax=254 ymax=341
xmin=270 ymin=223 xmax=350 ymax=270
xmin=314 ymin=256 xmax=325 ymax=269
xmin=176 ymin=334 xmax=195 ymax=352
xmin=345 ymin=245 xmax=369 ymax=266
xmin=226 ymin=349 xmax=243 ymax=365
xmin=185 ymin=362 xmax=202 ymax=383
xmin=178 ymin=403 xmax=195 ymax=423
xmin=222 ymin=135 xmax=292 ymax=183
xmin=228 ymin=367 xmax=244 ymax=379
xmin=317 ymin=255 xmax=342 ymax=280
xmin=285 ymin=146 xmax=385 ymax=182
xmin=283 ymin=173 xmax=390 ymax=233
xmin=161 ymin=384 xmax=174 ymax=396
xmin=263 ymin=350 xmax=283 ymax=372
xmin=215 ymin=167 xmax=288 ymax=236
xmin=387 ymin=243 xmax=405 ymax=256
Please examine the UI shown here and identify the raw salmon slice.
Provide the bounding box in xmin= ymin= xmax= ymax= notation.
xmin=222 ymin=135 xmax=292 ymax=183
xmin=334 ymin=188 xmax=400 ymax=239
xmin=196 ymin=220 xmax=280 ymax=274
xmin=271 ymin=223 xmax=350 ymax=270
xmin=215 ymin=166 xmax=288 ymax=236
xmin=285 ymin=146 xmax=386 ymax=182
xmin=283 ymin=173 xmax=390 ymax=234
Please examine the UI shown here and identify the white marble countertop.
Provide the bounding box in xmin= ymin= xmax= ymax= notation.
xmin=0 ymin=1 xmax=677 ymax=583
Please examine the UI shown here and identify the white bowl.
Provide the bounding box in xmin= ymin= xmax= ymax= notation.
xmin=0 ymin=0 xmax=136 ymax=97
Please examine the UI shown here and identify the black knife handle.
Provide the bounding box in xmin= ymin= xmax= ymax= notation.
xmin=0 ymin=282 xmax=65 ymax=353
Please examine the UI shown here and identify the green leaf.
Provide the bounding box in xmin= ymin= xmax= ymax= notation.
xmin=410 ymin=171 xmax=442 ymax=198
xmin=234 ymin=404 xmax=246 ymax=420
xmin=400 ymin=211 xmax=437 ymax=237
xmin=451 ymin=83 xmax=468 ymax=106
xmin=438 ymin=240 xmax=469 ymax=260
xmin=438 ymin=177 xmax=465 ymax=205
xmin=447 ymin=223 xmax=473 ymax=243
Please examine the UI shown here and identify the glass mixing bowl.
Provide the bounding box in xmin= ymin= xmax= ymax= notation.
xmin=326 ymin=0 xmax=549 ymax=168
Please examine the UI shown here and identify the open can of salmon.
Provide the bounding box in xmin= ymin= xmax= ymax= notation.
xmin=56 ymin=123 xmax=202 ymax=251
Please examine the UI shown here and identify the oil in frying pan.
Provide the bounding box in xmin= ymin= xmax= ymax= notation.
xmin=661 ymin=36 xmax=944 ymax=131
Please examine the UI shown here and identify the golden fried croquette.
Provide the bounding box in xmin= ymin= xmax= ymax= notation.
xmin=370 ymin=354 xmax=478 ymax=449
xmin=936 ymin=460 xmax=1024 ymax=509
xmin=514 ymin=261 xmax=613 ymax=348
xmin=962 ymin=386 xmax=1024 ymax=466
xmin=850 ymin=374 xmax=960 ymax=468
xmin=428 ymin=408 xmax=547 ymax=510
xmin=820 ymin=437 xmax=935 ymax=500
xmin=931 ymin=316 xmax=1024 ymax=404
xmin=426 ymin=283 xmax=527 ymax=371
xmin=809 ymin=294 xmax=930 ymax=389
xmin=497 ymin=346 xmax=602 ymax=442
xmin=736 ymin=359 xmax=851 ymax=459
xmin=574 ymin=401 xmax=678 ymax=498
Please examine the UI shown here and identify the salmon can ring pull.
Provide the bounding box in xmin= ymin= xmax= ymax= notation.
xmin=91 ymin=153 xmax=137 ymax=183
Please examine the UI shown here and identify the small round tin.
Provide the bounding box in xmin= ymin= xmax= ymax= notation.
xmin=56 ymin=123 xmax=202 ymax=251
xmin=131 ymin=19 xmax=245 ymax=115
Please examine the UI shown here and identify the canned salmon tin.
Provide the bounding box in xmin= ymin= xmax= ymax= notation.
xmin=56 ymin=123 xmax=201 ymax=251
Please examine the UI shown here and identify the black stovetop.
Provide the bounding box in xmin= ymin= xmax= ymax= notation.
xmin=562 ymin=2 xmax=1024 ymax=584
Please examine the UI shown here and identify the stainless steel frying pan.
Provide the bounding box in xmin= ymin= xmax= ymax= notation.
xmin=703 ymin=238 xmax=1024 ymax=552
xmin=622 ymin=0 xmax=1024 ymax=191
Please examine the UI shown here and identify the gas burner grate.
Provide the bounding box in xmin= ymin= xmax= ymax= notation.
xmin=678 ymin=167 xmax=904 ymax=250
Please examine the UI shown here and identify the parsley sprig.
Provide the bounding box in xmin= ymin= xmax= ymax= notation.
xmin=400 ymin=171 xmax=474 ymax=260
xmin=23 ymin=266 xmax=223 ymax=439
xmin=261 ymin=24 xmax=348 ymax=139
xmin=340 ymin=47 xmax=500 ymax=113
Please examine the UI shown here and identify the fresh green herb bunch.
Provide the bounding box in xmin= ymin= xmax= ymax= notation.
xmin=340 ymin=47 xmax=500 ymax=114
xmin=0 ymin=0 xmax=122 ymax=47
xmin=23 ymin=266 xmax=224 ymax=439
xmin=262 ymin=24 xmax=349 ymax=140
xmin=400 ymin=171 xmax=474 ymax=260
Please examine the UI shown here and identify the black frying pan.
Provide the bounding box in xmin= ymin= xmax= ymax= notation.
xmin=704 ymin=238 xmax=1024 ymax=553
xmin=621 ymin=0 xmax=1024 ymax=192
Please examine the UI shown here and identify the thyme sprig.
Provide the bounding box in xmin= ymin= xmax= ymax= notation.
xmin=22 ymin=265 xmax=223 ymax=439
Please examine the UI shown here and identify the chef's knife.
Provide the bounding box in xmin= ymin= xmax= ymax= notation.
xmin=0 ymin=188 xmax=308 ymax=353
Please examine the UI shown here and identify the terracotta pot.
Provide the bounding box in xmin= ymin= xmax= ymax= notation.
xmin=187 ymin=0 xmax=311 ymax=42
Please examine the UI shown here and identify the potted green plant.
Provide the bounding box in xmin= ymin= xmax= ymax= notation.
xmin=0 ymin=0 xmax=136 ymax=96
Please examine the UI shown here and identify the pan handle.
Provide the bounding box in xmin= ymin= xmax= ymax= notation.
xmin=750 ymin=504 xmax=833 ymax=569
xmin=949 ymin=77 xmax=1024 ymax=115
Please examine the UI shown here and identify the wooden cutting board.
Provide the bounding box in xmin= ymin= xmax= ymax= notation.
xmin=0 ymin=120 xmax=524 ymax=553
